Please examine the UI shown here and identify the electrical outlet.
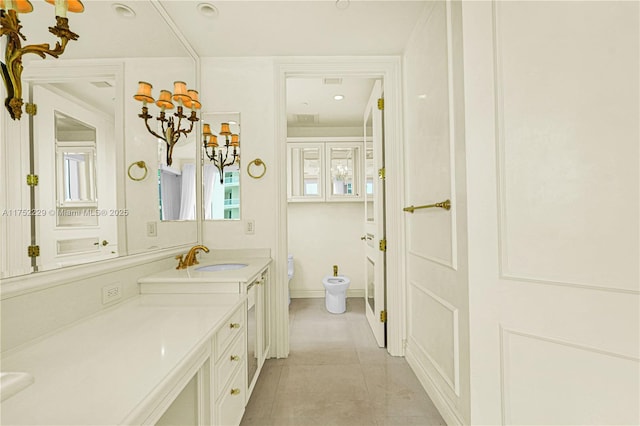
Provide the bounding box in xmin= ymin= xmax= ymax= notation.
xmin=245 ymin=219 xmax=255 ymax=235
xmin=102 ymin=284 xmax=122 ymax=304
xmin=147 ymin=221 xmax=157 ymax=237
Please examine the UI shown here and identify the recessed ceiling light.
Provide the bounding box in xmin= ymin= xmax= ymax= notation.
xmin=335 ymin=0 xmax=350 ymax=10
xmin=228 ymin=120 xmax=238 ymax=125
xmin=112 ymin=3 xmax=136 ymax=18
xmin=334 ymin=95 xmax=344 ymax=101
xmin=198 ymin=2 xmax=218 ymax=18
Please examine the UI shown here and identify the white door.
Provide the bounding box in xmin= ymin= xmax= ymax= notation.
xmin=363 ymin=80 xmax=385 ymax=347
xmin=402 ymin=2 xmax=471 ymax=422
xmin=33 ymin=85 xmax=118 ymax=271
xmin=462 ymin=2 xmax=639 ymax=424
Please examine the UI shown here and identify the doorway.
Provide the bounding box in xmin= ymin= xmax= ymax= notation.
xmin=273 ymin=58 xmax=405 ymax=359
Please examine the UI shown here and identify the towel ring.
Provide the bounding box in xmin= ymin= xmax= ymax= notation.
xmin=127 ymin=161 xmax=148 ymax=181
xmin=247 ymin=158 xmax=267 ymax=179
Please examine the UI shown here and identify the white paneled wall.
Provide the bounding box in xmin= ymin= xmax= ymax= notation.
xmin=288 ymin=202 xmax=365 ymax=297
xmin=200 ymin=58 xmax=277 ymax=252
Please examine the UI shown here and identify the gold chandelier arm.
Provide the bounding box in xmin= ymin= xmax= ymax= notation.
xmin=142 ymin=117 xmax=165 ymax=142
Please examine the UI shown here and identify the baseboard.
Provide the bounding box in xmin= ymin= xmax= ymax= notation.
xmin=405 ymin=345 xmax=466 ymax=426
xmin=290 ymin=289 xmax=365 ymax=298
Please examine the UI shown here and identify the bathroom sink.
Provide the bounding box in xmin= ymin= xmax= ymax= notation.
xmin=1 ymin=372 xmax=34 ymax=401
xmin=195 ymin=263 xmax=248 ymax=272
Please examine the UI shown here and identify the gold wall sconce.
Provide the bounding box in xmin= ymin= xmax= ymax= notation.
xmin=1 ymin=0 xmax=84 ymax=120
xmin=203 ymin=122 xmax=239 ymax=184
xmin=133 ymin=80 xmax=201 ymax=167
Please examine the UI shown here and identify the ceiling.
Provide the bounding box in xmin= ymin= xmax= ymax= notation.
xmin=14 ymin=1 xmax=427 ymax=127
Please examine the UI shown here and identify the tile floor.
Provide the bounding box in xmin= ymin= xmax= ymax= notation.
xmin=240 ymin=298 xmax=446 ymax=426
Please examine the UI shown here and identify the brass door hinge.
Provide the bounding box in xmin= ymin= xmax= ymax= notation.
xmin=25 ymin=103 xmax=37 ymax=116
xmin=378 ymin=168 xmax=385 ymax=180
xmin=377 ymin=98 xmax=384 ymax=110
xmin=380 ymin=310 xmax=387 ymax=323
xmin=28 ymin=245 xmax=40 ymax=258
xmin=379 ymin=239 xmax=387 ymax=252
xmin=26 ymin=174 xmax=39 ymax=186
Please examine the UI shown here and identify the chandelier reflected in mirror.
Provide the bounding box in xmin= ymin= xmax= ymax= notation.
xmin=203 ymin=122 xmax=239 ymax=184
xmin=133 ymin=80 xmax=201 ymax=166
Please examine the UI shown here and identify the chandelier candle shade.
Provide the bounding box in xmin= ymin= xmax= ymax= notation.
xmin=203 ymin=122 xmax=240 ymax=183
xmin=133 ymin=80 xmax=201 ymax=166
xmin=0 ymin=0 xmax=84 ymax=120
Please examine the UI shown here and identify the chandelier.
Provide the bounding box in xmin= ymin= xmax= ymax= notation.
xmin=203 ymin=122 xmax=239 ymax=184
xmin=133 ymin=80 xmax=201 ymax=166
xmin=1 ymin=0 xmax=84 ymax=120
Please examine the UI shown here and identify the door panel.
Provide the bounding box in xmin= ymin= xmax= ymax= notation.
xmin=463 ymin=1 xmax=639 ymax=424
xmin=363 ymin=80 xmax=385 ymax=347
xmin=403 ymin=1 xmax=470 ymax=423
xmin=34 ymin=85 xmax=118 ymax=271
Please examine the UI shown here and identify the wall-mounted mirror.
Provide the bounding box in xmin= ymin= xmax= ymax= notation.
xmin=202 ymin=112 xmax=241 ymax=220
xmin=0 ymin=1 xmax=198 ymax=279
xmin=364 ymin=110 xmax=375 ymax=222
xmin=326 ymin=143 xmax=361 ymax=200
xmin=287 ymin=143 xmax=324 ymax=201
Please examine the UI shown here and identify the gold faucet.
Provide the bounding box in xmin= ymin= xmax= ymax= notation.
xmin=333 ymin=265 xmax=338 ymax=277
xmin=176 ymin=245 xmax=210 ymax=269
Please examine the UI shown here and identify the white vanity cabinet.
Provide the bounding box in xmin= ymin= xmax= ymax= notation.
xmin=212 ymin=302 xmax=247 ymax=426
xmin=137 ymin=258 xmax=272 ymax=426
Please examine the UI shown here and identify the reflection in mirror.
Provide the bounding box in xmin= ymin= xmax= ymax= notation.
xmin=202 ymin=113 xmax=241 ymax=220
xmin=55 ymin=112 xmax=97 ymax=208
xmin=288 ymin=144 xmax=323 ymax=200
xmin=158 ymin=135 xmax=197 ymax=221
xmin=31 ymin=80 xmax=119 ymax=271
xmin=365 ymin=111 xmax=374 ymax=221
xmin=328 ymin=145 xmax=360 ymax=197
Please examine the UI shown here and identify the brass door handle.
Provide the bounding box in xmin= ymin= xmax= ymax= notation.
xmin=230 ymin=355 xmax=240 ymax=361
xmin=229 ymin=323 xmax=241 ymax=329
xmin=403 ymin=199 xmax=451 ymax=213
xmin=230 ymin=388 xmax=241 ymax=395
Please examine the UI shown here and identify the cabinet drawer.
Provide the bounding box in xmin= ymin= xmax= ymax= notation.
xmin=215 ymin=305 xmax=244 ymax=361
xmin=216 ymin=365 xmax=246 ymax=426
xmin=215 ymin=332 xmax=245 ymax=396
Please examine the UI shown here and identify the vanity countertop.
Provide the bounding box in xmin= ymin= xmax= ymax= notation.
xmin=137 ymin=256 xmax=272 ymax=285
xmin=0 ymin=293 xmax=244 ymax=425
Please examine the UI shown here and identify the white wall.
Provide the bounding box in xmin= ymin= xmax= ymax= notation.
xmin=288 ymin=202 xmax=365 ymax=297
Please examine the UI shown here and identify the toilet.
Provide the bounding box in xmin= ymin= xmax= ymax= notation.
xmin=322 ymin=275 xmax=351 ymax=314
xmin=287 ymin=255 xmax=294 ymax=305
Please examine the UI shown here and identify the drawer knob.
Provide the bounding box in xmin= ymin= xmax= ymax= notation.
xmin=229 ymin=322 xmax=241 ymax=329
xmin=230 ymin=388 xmax=241 ymax=395
xmin=230 ymin=355 xmax=240 ymax=361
